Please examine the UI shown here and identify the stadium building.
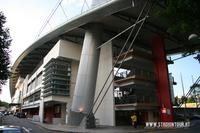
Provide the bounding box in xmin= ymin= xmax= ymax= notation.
xmin=10 ymin=0 xmax=199 ymax=127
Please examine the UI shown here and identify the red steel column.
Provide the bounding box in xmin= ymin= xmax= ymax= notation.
xmin=151 ymin=35 xmax=174 ymax=122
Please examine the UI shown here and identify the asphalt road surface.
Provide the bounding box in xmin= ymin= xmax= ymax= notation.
xmin=1 ymin=115 xmax=200 ymax=133
xmin=148 ymin=126 xmax=200 ymax=133
xmin=1 ymin=115 xmax=68 ymax=133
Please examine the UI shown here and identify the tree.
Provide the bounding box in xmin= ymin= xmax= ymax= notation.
xmin=157 ymin=1 xmax=200 ymax=63
xmin=0 ymin=11 xmax=11 ymax=90
xmin=181 ymin=96 xmax=187 ymax=104
xmin=0 ymin=100 xmax=9 ymax=108
xmin=174 ymin=96 xmax=180 ymax=106
xmin=187 ymin=96 xmax=196 ymax=103
xmin=160 ymin=0 xmax=200 ymax=34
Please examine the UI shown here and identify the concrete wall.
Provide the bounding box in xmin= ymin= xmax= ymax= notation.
xmin=61 ymin=103 xmax=66 ymax=124
xmin=28 ymin=63 xmax=43 ymax=85
xmin=43 ymin=39 xmax=82 ymax=65
xmin=94 ymin=42 xmax=115 ymax=126
xmin=43 ymin=39 xmax=81 ymax=124
xmin=39 ymin=98 xmax=44 ymax=122
xmin=12 ymin=77 xmax=25 ymax=104
xmin=58 ymin=40 xmax=82 ymax=61
xmin=12 ymin=89 xmax=21 ymax=104
xmin=43 ymin=41 xmax=60 ymax=65
xmin=22 ymin=75 xmax=29 ymax=98
xmin=66 ymin=61 xmax=79 ymax=124
xmin=27 ymin=39 xmax=81 ymax=124
xmin=43 ymin=61 xmax=80 ymax=124
xmin=52 ymin=103 xmax=66 ymax=124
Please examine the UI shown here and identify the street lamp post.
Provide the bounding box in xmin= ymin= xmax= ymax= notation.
xmin=188 ymin=34 xmax=200 ymax=43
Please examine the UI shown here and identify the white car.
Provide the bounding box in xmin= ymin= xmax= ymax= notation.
xmin=0 ymin=125 xmax=29 ymax=133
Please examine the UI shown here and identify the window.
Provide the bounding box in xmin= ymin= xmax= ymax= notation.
xmin=37 ymin=72 xmax=43 ymax=86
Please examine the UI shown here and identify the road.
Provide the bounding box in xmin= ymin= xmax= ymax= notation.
xmin=1 ymin=115 xmax=200 ymax=133
xmin=1 ymin=115 xmax=68 ymax=133
xmin=148 ymin=126 xmax=200 ymax=133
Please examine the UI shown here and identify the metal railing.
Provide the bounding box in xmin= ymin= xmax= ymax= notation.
xmin=115 ymin=95 xmax=156 ymax=105
xmin=115 ymin=68 xmax=155 ymax=80
xmin=36 ymin=0 xmax=113 ymax=38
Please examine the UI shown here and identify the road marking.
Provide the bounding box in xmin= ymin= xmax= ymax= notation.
xmin=22 ymin=127 xmax=31 ymax=133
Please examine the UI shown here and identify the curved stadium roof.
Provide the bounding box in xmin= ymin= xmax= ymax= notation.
xmin=10 ymin=0 xmax=200 ymax=97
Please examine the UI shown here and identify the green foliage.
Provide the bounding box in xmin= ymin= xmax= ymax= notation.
xmin=160 ymin=0 xmax=200 ymax=33
xmin=0 ymin=11 xmax=11 ymax=87
xmin=157 ymin=0 xmax=200 ymax=63
xmin=187 ymin=96 xmax=196 ymax=103
xmin=0 ymin=100 xmax=9 ymax=108
xmin=174 ymin=96 xmax=180 ymax=106
xmin=181 ymin=96 xmax=187 ymax=104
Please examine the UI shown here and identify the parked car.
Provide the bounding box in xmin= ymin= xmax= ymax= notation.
xmin=13 ymin=112 xmax=18 ymax=117
xmin=0 ymin=111 xmax=5 ymax=116
xmin=0 ymin=112 xmax=3 ymax=117
xmin=16 ymin=112 xmax=26 ymax=118
xmin=9 ymin=112 xmax=13 ymax=115
xmin=4 ymin=112 xmax=9 ymax=116
xmin=0 ymin=125 xmax=28 ymax=133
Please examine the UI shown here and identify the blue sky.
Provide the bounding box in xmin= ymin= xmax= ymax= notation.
xmin=0 ymin=0 xmax=199 ymax=102
xmin=168 ymin=54 xmax=200 ymax=97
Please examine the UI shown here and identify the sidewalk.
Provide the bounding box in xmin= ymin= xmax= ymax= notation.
xmin=32 ymin=122 xmax=152 ymax=133
xmin=30 ymin=121 xmax=169 ymax=133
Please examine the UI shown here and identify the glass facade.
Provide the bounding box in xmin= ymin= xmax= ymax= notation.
xmin=43 ymin=57 xmax=71 ymax=97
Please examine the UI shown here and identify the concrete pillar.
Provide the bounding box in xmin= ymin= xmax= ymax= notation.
xmin=65 ymin=103 xmax=69 ymax=124
xmin=94 ymin=42 xmax=115 ymax=126
xmin=68 ymin=23 xmax=102 ymax=126
xmin=61 ymin=103 xmax=66 ymax=124
xmin=39 ymin=98 xmax=44 ymax=123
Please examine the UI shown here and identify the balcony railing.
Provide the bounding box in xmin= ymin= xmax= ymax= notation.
xmin=115 ymin=95 xmax=156 ymax=105
xmin=115 ymin=68 xmax=155 ymax=81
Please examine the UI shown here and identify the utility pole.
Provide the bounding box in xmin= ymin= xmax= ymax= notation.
xmin=180 ymin=73 xmax=187 ymax=121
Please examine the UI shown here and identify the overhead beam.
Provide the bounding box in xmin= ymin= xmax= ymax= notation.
xmin=112 ymin=13 xmax=184 ymax=46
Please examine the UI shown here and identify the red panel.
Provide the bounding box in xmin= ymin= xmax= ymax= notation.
xmin=151 ymin=36 xmax=174 ymax=122
xmin=44 ymin=106 xmax=53 ymax=123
